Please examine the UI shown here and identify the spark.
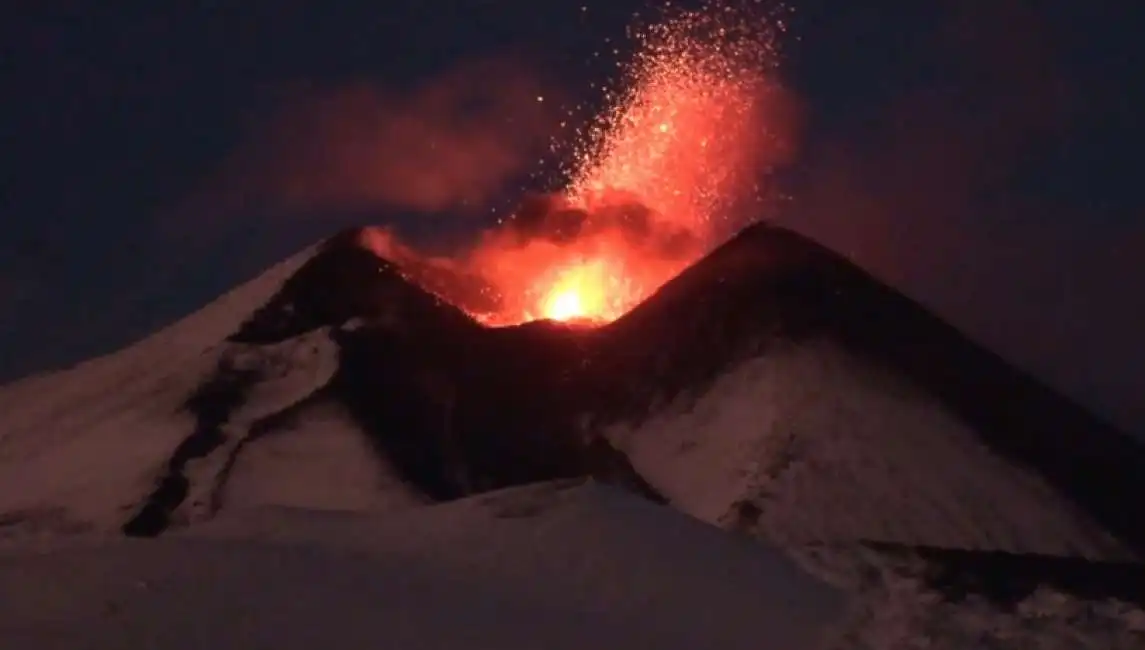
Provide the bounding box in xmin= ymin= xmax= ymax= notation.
xmin=403 ymin=1 xmax=794 ymax=328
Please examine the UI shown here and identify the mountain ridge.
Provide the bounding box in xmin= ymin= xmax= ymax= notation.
xmin=1 ymin=221 xmax=1143 ymax=558
xmin=4 ymin=219 xmax=1145 ymax=646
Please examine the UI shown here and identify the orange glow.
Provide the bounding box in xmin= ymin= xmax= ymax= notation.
xmin=469 ymin=4 xmax=788 ymax=326
xmin=533 ymin=255 xmax=647 ymax=323
xmin=539 ymin=261 xmax=609 ymax=322
xmin=368 ymin=3 xmax=793 ymax=327
xmin=466 ymin=224 xmax=687 ymax=325
xmin=544 ymin=289 xmax=585 ymax=321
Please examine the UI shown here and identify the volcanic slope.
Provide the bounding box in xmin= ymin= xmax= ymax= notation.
xmin=2 ymin=222 xmax=1145 ymax=553
xmin=585 ymin=225 xmax=1145 ymax=560
xmin=0 ymin=228 xmax=660 ymax=540
xmin=2 ymin=222 xmax=1145 ymax=647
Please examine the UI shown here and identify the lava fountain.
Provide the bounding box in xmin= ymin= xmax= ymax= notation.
xmin=464 ymin=1 xmax=794 ymax=326
xmin=357 ymin=2 xmax=796 ymax=326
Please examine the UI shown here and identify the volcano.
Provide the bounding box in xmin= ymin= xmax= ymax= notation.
xmin=2 ymin=223 xmax=1144 ymax=648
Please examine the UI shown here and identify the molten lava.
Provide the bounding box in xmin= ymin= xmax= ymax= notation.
xmin=462 ymin=3 xmax=791 ymax=327
xmin=535 ymin=257 xmax=634 ymax=323
xmin=366 ymin=2 xmax=793 ymax=327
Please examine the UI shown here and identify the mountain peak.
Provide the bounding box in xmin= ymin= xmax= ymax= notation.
xmin=3 ymin=221 xmax=1145 ymax=636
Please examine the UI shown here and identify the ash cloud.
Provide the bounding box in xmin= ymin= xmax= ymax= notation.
xmin=171 ymin=58 xmax=566 ymax=229
xmin=496 ymin=192 xmax=701 ymax=260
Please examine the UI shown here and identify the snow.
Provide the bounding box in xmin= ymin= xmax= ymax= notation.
xmin=172 ymin=327 xmax=366 ymax=526
xmin=600 ymin=339 xmax=1145 ymax=647
xmin=607 ymin=339 xmax=1131 ymax=560
xmin=213 ymin=398 xmax=424 ymax=514
xmin=0 ymin=481 xmax=846 ymax=650
xmin=814 ymin=547 xmax=1145 ymax=649
xmin=2 ymin=230 xmax=1144 ymax=648
xmin=0 ymin=247 xmax=320 ymax=534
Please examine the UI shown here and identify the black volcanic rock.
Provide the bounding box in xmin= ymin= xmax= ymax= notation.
xmin=499 ymin=192 xmax=699 ymax=258
xmin=147 ymin=222 xmax=1145 ymax=571
xmin=227 ymin=228 xmax=467 ymax=345
xmin=215 ymin=227 xmax=662 ymax=511
xmin=329 ymin=317 xmax=655 ymax=502
xmin=602 ymin=224 xmax=1145 ymax=559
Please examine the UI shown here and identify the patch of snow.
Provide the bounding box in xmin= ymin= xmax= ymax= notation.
xmin=173 ymin=328 xmax=349 ymax=525
xmin=819 ymin=556 xmax=1145 ymax=649
xmin=0 ymin=248 xmax=321 ymax=534
xmin=606 ymin=340 xmax=1130 ymax=559
xmin=210 ymin=398 xmax=424 ymax=515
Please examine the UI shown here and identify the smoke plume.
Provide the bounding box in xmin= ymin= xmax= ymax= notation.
xmin=182 ymin=58 xmax=565 ymax=222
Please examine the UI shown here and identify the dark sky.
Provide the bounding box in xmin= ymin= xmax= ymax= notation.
xmin=3 ymin=1 xmax=1143 ymax=436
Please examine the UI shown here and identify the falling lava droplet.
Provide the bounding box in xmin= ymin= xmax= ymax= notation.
xmin=393 ymin=0 xmax=793 ymax=330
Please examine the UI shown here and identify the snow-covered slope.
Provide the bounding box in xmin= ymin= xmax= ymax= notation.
xmin=213 ymin=398 xmax=423 ymax=514
xmin=595 ymin=339 xmax=1145 ymax=647
xmin=0 ymin=481 xmax=845 ymax=650
xmin=0 ymin=248 xmax=330 ymax=536
xmin=582 ymin=225 xmax=1145 ymax=562
xmin=604 ymin=341 xmax=1128 ymax=558
xmin=2 ymin=222 xmax=1144 ymax=648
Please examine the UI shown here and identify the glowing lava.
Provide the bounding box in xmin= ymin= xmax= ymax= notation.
xmin=463 ymin=1 xmax=791 ymax=327
xmin=565 ymin=7 xmax=783 ymax=235
xmin=544 ymin=290 xmax=585 ymax=321
xmin=534 ymin=258 xmax=633 ymax=323
xmin=375 ymin=2 xmax=793 ymax=327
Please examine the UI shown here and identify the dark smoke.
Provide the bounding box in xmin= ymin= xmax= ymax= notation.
xmin=499 ymin=192 xmax=700 ymax=259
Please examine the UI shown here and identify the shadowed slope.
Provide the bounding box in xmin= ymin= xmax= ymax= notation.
xmin=581 ymin=224 xmax=1145 ymax=557
xmin=4 ymin=220 xmax=1142 ymax=568
xmin=201 ymin=222 xmax=1145 ymax=560
xmin=212 ymin=228 xmax=661 ymax=514
xmin=3 ymin=220 xmax=1144 ymax=646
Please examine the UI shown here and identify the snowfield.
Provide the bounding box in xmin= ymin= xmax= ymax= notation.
xmin=0 ymin=481 xmax=844 ymax=650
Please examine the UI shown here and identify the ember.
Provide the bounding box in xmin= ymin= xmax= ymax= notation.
xmin=470 ymin=1 xmax=791 ymax=326
xmin=377 ymin=1 xmax=794 ymax=326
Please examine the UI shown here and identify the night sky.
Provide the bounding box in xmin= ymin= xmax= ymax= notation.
xmin=3 ymin=1 xmax=1143 ymax=436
